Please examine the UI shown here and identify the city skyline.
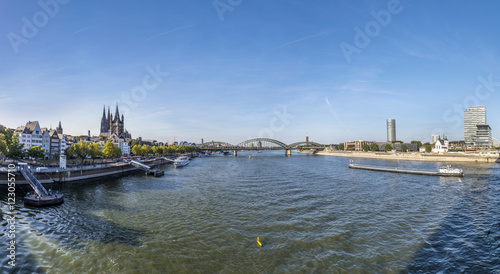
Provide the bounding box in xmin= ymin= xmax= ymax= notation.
xmin=1 ymin=1 xmax=500 ymax=144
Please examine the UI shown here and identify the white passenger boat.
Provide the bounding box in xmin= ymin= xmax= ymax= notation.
xmin=174 ymin=156 xmax=190 ymax=168
xmin=438 ymin=165 xmax=463 ymax=175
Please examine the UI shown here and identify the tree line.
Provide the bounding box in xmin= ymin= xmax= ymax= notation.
xmin=130 ymin=144 xmax=199 ymax=156
xmin=65 ymin=140 xmax=121 ymax=163
xmin=336 ymin=140 xmax=425 ymax=152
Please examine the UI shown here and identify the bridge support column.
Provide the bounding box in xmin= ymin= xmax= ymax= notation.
xmin=234 ymin=150 xmax=237 ymax=157
xmin=285 ymin=149 xmax=291 ymax=157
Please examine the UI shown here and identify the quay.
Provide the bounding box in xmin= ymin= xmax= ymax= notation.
xmin=0 ymin=157 xmax=174 ymax=185
xmin=318 ymin=151 xmax=500 ymax=163
xmin=348 ymin=164 xmax=464 ymax=177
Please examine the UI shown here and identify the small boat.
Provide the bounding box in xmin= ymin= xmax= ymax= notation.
xmin=24 ymin=190 xmax=64 ymax=207
xmin=348 ymin=164 xmax=464 ymax=177
xmin=174 ymin=156 xmax=190 ymax=168
xmin=438 ymin=165 xmax=464 ymax=175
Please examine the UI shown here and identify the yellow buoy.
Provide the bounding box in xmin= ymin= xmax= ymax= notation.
xmin=257 ymin=237 xmax=262 ymax=247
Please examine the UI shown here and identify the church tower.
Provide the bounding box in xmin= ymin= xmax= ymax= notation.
xmin=111 ymin=104 xmax=123 ymax=135
xmin=56 ymin=121 xmax=63 ymax=134
xmin=100 ymin=104 xmax=128 ymax=138
xmin=100 ymin=105 xmax=109 ymax=134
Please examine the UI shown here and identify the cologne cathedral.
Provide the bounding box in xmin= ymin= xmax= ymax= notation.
xmin=100 ymin=105 xmax=131 ymax=139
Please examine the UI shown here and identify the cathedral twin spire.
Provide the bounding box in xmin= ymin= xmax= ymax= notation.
xmin=100 ymin=104 xmax=125 ymax=136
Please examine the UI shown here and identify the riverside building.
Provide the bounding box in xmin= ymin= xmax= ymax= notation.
xmin=464 ymin=106 xmax=492 ymax=150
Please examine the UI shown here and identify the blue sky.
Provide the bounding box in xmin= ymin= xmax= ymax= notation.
xmin=1 ymin=0 xmax=500 ymax=145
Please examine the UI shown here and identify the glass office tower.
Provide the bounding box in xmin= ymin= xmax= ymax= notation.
xmin=464 ymin=106 xmax=491 ymax=149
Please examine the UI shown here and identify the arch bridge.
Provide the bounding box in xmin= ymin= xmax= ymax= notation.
xmin=198 ymin=138 xmax=326 ymax=156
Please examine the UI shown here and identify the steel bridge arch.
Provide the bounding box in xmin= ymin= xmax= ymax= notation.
xmin=198 ymin=141 xmax=235 ymax=148
xmin=236 ymin=138 xmax=290 ymax=149
xmin=288 ymin=141 xmax=324 ymax=148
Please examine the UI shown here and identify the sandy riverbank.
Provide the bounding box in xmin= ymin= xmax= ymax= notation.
xmin=315 ymin=150 xmax=500 ymax=163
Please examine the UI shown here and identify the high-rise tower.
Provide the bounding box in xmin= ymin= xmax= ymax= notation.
xmin=387 ymin=119 xmax=396 ymax=142
xmin=464 ymin=106 xmax=491 ymax=149
xmin=464 ymin=106 xmax=486 ymax=144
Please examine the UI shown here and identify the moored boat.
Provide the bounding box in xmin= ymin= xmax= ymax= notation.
xmin=174 ymin=156 xmax=190 ymax=168
xmin=438 ymin=165 xmax=464 ymax=175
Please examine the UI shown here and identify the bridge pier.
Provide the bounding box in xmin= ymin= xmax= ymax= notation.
xmin=234 ymin=150 xmax=237 ymax=157
xmin=285 ymin=149 xmax=291 ymax=157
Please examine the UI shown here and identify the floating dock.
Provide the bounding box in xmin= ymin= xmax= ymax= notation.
xmin=19 ymin=166 xmax=64 ymax=206
xmin=348 ymin=164 xmax=464 ymax=177
xmin=130 ymin=160 xmax=164 ymax=177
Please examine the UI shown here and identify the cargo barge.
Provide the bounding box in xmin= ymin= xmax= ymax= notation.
xmin=348 ymin=164 xmax=464 ymax=177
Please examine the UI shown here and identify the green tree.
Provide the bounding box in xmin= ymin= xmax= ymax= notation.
xmin=411 ymin=140 xmax=422 ymax=149
xmin=423 ymin=142 xmax=431 ymax=146
xmin=103 ymin=141 xmax=113 ymax=158
xmin=152 ymin=145 xmax=159 ymax=156
xmin=0 ymin=133 xmax=7 ymax=155
xmin=384 ymin=144 xmax=392 ymax=152
xmin=369 ymin=143 xmax=379 ymax=151
xmin=402 ymin=144 xmax=408 ymax=152
xmin=362 ymin=144 xmax=369 ymax=152
xmin=73 ymin=140 xmax=90 ymax=163
xmin=425 ymin=146 xmax=432 ymax=153
xmin=176 ymin=146 xmax=186 ymax=154
xmin=6 ymin=135 xmax=24 ymax=160
xmin=338 ymin=143 xmax=344 ymax=151
xmin=130 ymin=140 xmax=139 ymax=148
xmin=65 ymin=146 xmax=77 ymax=160
xmin=113 ymin=144 xmax=122 ymax=158
xmin=131 ymin=144 xmax=141 ymax=156
xmin=88 ymin=143 xmax=103 ymax=163
xmin=27 ymin=145 xmax=45 ymax=160
xmin=103 ymin=141 xmax=121 ymax=159
xmin=141 ymin=144 xmax=152 ymax=156
xmin=0 ymin=125 xmax=14 ymax=146
xmin=165 ymin=146 xmax=176 ymax=155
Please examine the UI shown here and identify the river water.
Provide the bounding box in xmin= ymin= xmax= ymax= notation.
xmin=1 ymin=151 xmax=499 ymax=273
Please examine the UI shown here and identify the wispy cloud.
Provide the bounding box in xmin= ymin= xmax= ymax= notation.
xmin=145 ymin=25 xmax=194 ymax=41
xmin=72 ymin=27 xmax=93 ymax=35
xmin=273 ymin=32 xmax=328 ymax=50
xmin=333 ymin=81 xmax=401 ymax=96
xmin=325 ymin=96 xmax=342 ymax=123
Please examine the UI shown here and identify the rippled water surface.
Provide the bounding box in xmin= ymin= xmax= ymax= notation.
xmin=1 ymin=152 xmax=500 ymax=273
